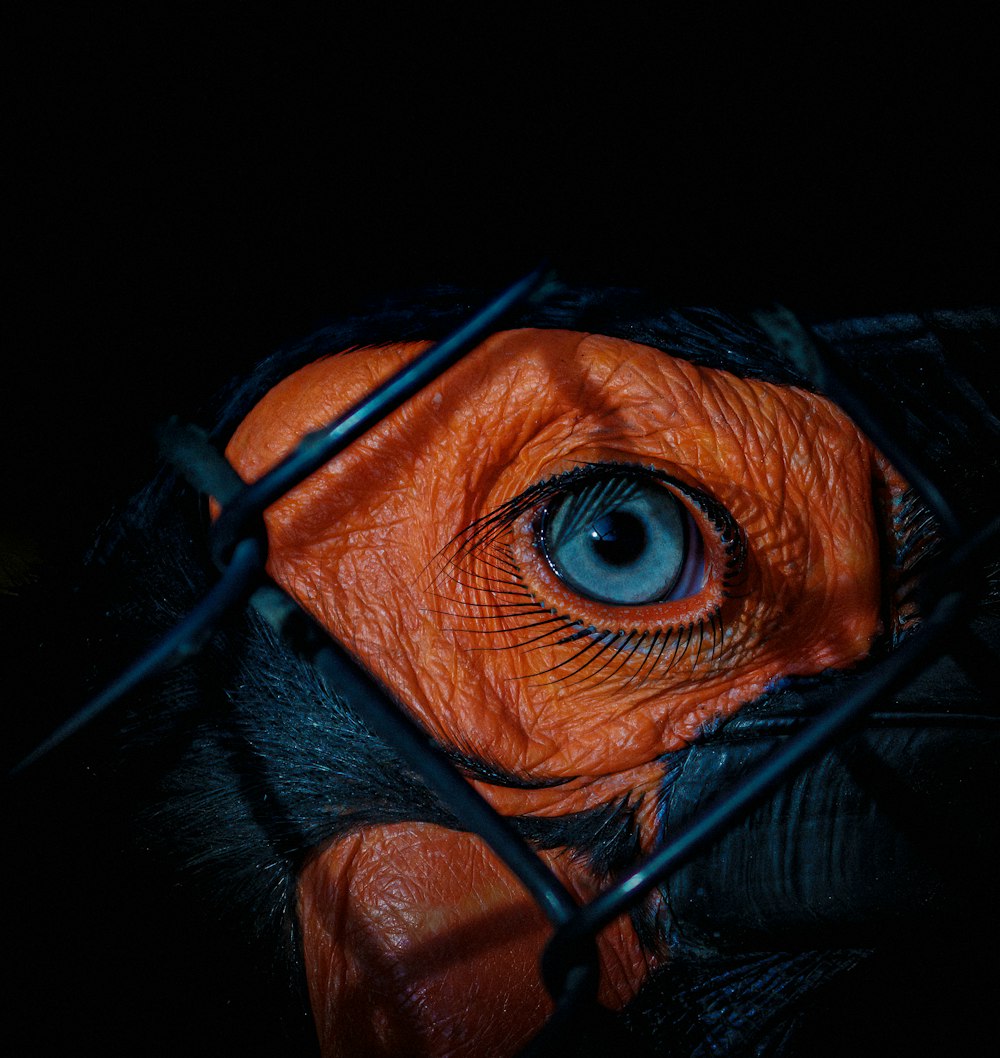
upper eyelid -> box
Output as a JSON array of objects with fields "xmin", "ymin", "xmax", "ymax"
[
  {"xmin": 452, "ymin": 463, "xmax": 684, "ymax": 540},
  {"xmin": 462, "ymin": 462, "xmax": 739, "ymax": 549}
]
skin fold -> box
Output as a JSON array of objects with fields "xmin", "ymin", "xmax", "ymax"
[{"xmin": 224, "ymin": 329, "xmax": 891, "ymax": 1057}]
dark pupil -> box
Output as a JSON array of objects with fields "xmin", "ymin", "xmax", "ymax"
[{"xmin": 588, "ymin": 511, "xmax": 646, "ymax": 567}]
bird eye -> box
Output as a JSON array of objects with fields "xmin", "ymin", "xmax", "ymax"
[{"xmin": 538, "ymin": 469, "xmax": 705, "ymax": 606}]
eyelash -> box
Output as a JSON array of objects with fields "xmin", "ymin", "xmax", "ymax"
[{"xmin": 426, "ymin": 464, "xmax": 747, "ymax": 688}]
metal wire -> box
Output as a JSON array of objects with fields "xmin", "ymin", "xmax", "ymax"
[
  {"xmin": 8, "ymin": 535, "xmax": 265, "ymax": 777},
  {"xmin": 751, "ymin": 306, "xmax": 965, "ymax": 542},
  {"xmin": 537, "ymin": 308, "xmax": 999, "ymax": 1040},
  {"xmin": 8, "ymin": 263, "xmax": 603, "ymax": 1016},
  {"xmin": 211, "ymin": 262, "xmax": 553, "ymax": 567},
  {"xmin": 536, "ymin": 306, "xmax": 998, "ymax": 1041},
  {"xmin": 155, "ymin": 412, "xmax": 584, "ymax": 932},
  {"xmin": 251, "ymin": 579, "xmax": 583, "ymax": 932},
  {"xmin": 541, "ymin": 588, "xmax": 969, "ymax": 995}
]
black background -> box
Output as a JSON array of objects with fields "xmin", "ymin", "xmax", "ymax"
[
  {"xmin": 5, "ymin": 9, "xmax": 997, "ymax": 1056},
  {"xmin": 6, "ymin": 10, "xmax": 996, "ymax": 563}
]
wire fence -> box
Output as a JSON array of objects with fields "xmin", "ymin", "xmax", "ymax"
[{"xmin": 12, "ymin": 268, "xmax": 1000, "ymax": 1055}]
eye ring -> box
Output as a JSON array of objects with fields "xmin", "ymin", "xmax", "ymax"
[{"xmin": 428, "ymin": 461, "xmax": 747, "ymax": 687}]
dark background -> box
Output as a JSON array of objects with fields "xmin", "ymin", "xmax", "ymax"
[
  {"xmin": 5, "ymin": 9, "xmax": 997, "ymax": 1056},
  {"xmin": 6, "ymin": 10, "xmax": 997, "ymax": 567}
]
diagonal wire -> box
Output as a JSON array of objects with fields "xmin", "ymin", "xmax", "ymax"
[
  {"xmin": 537, "ymin": 306, "xmax": 997, "ymax": 1033},
  {"xmin": 540, "ymin": 585, "xmax": 971, "ymax": 997},
  {"xmin": 211, "ymin": 263, "xmax": 552, "ymax": 566},
  {"xmin": 8, "ymin": 265, "xmax": 550, "ymax": 778},
  {"xmin": 9, "ymin": 535, "xmax": 264, "ymax": 776}
]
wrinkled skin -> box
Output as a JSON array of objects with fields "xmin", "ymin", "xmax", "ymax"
[{"xmin": 225, "ymin": 329, "xmax": 894, "ymax": 1057}]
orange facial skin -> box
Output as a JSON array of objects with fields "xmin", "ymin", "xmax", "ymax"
[
  {"xmin": 298, "ymin": 823, "xmax": 648, "ymax": 1057},
  {"xmin": 225, "ymin": 329, "xmax": 891, "ymax": 1056}
]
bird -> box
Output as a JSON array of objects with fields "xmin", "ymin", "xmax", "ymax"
[{"xmin": 8, "ymin": 281, "xmax": 1000, "ymax": 1057}]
